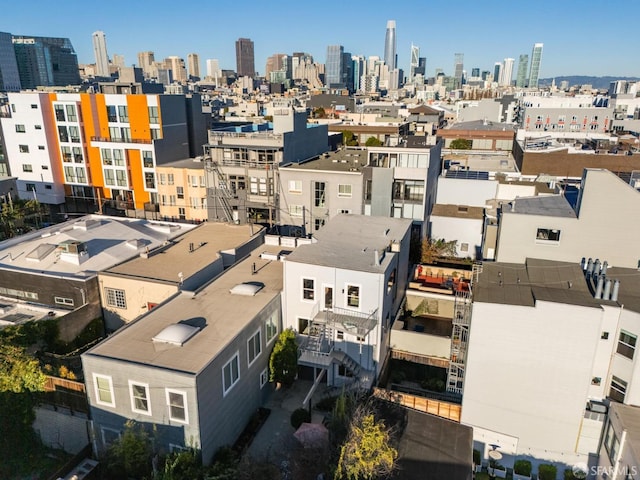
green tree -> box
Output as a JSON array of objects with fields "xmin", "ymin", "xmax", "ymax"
[
  {"xmin": 342, "ymin": 130, "xmax": 358, "ymax": 146},
  {"xmin": 105, "ymin": 420, "xmax": 154, "ymax": 479},
  {"xmin": 160, "ymin": 449, "xmax": 204, "ymax": 480},
  {"xmin": 335, "ymin": 410, "xmax": 397, "ymax": 480},
  {"xmin": 538, "ymin": 464, "xmax": 558, "ymax": 480},
  {"xmin": 449, "ymin": 138, "xmax": 472, "ymax": 149},
  {"xmin": 0, "ymin": 344, "xmax": 46, "ymax": 393},
  {"xmin": 269, "ymin": 329, "xmax": 298, "ymax": 387},
  {"xmin": 364, "ymin": 136, "xmax": 383, "ymax": 147},
  {"xmin": 313, "ymin": 107, "xmax": 326, "ymax": 119},
  {"xmin": 421, "ymin": 238, "xmax": 458, "ymax": 263}
]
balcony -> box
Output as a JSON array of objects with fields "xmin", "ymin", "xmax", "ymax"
[
  {"xmin": 91, "ymin": 136, "xmax": 152, "ymax": 144},
  {"xmin": 143, "ymin": 202, "xmax": 160, "ymax": 212}
]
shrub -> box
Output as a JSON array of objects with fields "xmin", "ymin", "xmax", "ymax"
[
  {"xmin": 269, "ymin": 329, "xmax": 298, "ymax": 387},
  {"xmin": 514, "ymin": 459, "xmax": 532, "ymax": 476},
  {"xmin": 290, "ymin": 408, "xmax": 311, "ymax": 429},
  {"xmin": 315, "ymin": 395, "xmax": 338, "ymax": 412},
  {"xmin": 538, "ymin": 463, "xmax": 558, "ymax": 480},
  {"xmin": 564, "ymin": 467, "xmax": 585, "ymax": 480}
]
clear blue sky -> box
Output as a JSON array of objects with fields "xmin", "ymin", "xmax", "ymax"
[{"xmin": 3, "ymin": 0, "xmax": 638, "ymax": 79}]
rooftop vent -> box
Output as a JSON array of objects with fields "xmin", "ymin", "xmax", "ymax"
[
  {"xmin": 152, "ymin": 323, "xmax": 200, "ymax": 346},
  {"xmin": 26, "ymin": 243, "xmax": 56, "ymax": 262},
  {"xmin": 126, "ymin": 239, "xmax": 145, "ymax": 249},
  {"xmin": 73, "ymin": 218, "xmax": 101, "ymax": 231},
  {"xmin": 230, "ymin": 282, "xmax": 264, "ymax": 296}
]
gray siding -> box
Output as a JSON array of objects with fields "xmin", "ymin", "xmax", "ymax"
[{"xmin": 370, "ymin": 167, "xmax": 394, "ymax": 217}]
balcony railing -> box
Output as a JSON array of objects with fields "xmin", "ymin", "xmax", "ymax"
[{"xmin": 91, "ymin": 136, "xmax": 152, "ymax": 144}]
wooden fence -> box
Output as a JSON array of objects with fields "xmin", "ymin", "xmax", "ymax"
[
  {"xmin": 372, "ymin": 387, "xmax": 462, "ymax": 422},
  {"xmin": 40, "ymin": 376, "xmax": 88, "ymax": 414}
]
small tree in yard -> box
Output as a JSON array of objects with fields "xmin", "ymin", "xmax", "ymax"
[
  {"xmin": 105, "ymin": 420, "xmax": 153, "ymax": 479},
  {"xmin": 269, "ymin": 329, "xmax": 298, "ymax": 387},
  {"xmin": 365, "ymin": 136, "xmax": 383, "ymax": 147},
  {"xmin": 335, "ymin": 407, "xmax": 397, "ymax": 480}
]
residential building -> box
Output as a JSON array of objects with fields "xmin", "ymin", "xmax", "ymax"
[
  {"xmin": 155, "ymin": 158, "xmax": 207, "ymax": 222},
  {"xmin": 187, "ymin": 53, "xmax": 200, "ymax": 80},
  {"xmin": 521, "ymin": 104, "xmax": 613, "ymax": 134},
  {"xmin": 0, "ymin": 31, "xmax": 21, "ymax": 92},
  {"xmin": 12, "ymin": 35, "xmax": 80, "ymax": 89},
  {"xmin": 235, "ymin": 38, "xmax": 255, "ymax": 77},
  {"xmin": 384, "ymin": 20, "xmax": 397, "ymax": 71},
  {"xmin": 82, "ymin": 242, "xmax": 283, "ymax": 462},
  {"xmin": 439, "ymin": 120, "xmax": 516, "ymax": 151},
  {"xmin": 429, "ymin": 204, "xmax": 484, "ymax": 259},
  {"xmin": 528, "ymin": 43, "xmax": 543, "ymax": 88},
  {"xmin": 0, "ymin": 215, "xmax": 196, "ymax": 339},
  {"xmin": 203, "ymin": 102, "xmax": 328, "ymax": 224},
  {"xmin": 495, "ymin": 169, "xmax": 640, "ymax": 268},
  {"xmin": 597, "ymin": 403, "xmax": 640, "ymax": 479},
  {"xmin": 283, "ymin": 214, "xmax": 411, "ymax": 387},
  {"xmin": 98, "ymin": 222, "xmax": 264, "ymax": 330},
  {"xmin": 515, "ymin": 54, "xmax": 529, "ymax": 88},
  {"xmin": 92, "ymin": 31, "xmax": 110, "ymax": 78}
]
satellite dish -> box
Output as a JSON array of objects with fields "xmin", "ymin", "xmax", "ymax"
[{"xmin": 488, "ymin": 450, "xmax": 502, "ymax": 461}]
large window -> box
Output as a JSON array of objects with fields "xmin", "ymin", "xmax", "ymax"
[
  {"xmin": 223, "ymin": 353, "xmax": 240, "ymax": 396},
  {"xmin": 347, "ymin": 285, "xmax": 360, "ymax": 308},
  {"xmin": 610, "ymin": 375, "xmax": 627, "ymax": 403},
  {"xmin": 288, "ymin": 180, "xmax": 302, "ymax": 194},
  {"xmin": 617, "ymin": 331, "xmax": 636, "ymax": 360},
  {"xmin": 166, "ymin": 389, "xmax": 188, "ymax": 423},
  {"xmin": 266, "ymin": 311, "xmax": 278, "ymax": 344},
  {"xmin": 15, "ymin": 124, "xmax": 25, "ymax": 133},
  {"xmin": 93, "ymin": 374, "xmax": 115, "ymax": 407},
  {"xmin": 314, "ymin": 182, "xmax": 326, "ymax": 207},
  {"xmin": 106, "ymin": 105, "xmax": 117, "ymax": 123},
  {"xmin": 176, "ymin": 186, "xmax": 184, "ymax": 199},
  {"xmin": 604, "ymin": 421, "xmax": 620, "ymax": 463},
  {"xmin": 289, "ymin": 205, "xmax": 303, "ymax": 217},
  {"xmin": 303, "ymin": 278, "xmax": 315, "ymax": 300},
  {"xmin": 118, "ymin": 105, "xmax": 129, "ymax": 123},
  {"xmin": 129, "ymin": 381, "xmax": 151, "ymax": 415},
  {"xmin": 142, "ymin": 151, "xmax": 153, "ymax": 168},
  {"xmin": 65, "ymin": 104, "xmax": 77, "ymax": 122},
  {"xmin": 536, "ymin": 228, "xmax": 561, "ymax": 242},
  {"xmin": 105, "ymin": 287, "xmax": 127, "ymax": 309},
  {"xmin": 148, "ymin": 106, "xmax": 159, "ymax": 124},
  {"xmin": 247, "ymin": 329, "xmax": 262, "ymax": 367}
]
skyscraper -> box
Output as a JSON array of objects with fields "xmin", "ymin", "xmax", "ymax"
[
  {"xmin": 528, "ymin": 43, "xmax": 543, "ymax": 88},
  {"xmin": 12, "ymin": 35, "xmax": 80, "ymax": 88},
  {"xmin": 384, "ymin": 20, "xmax": 396, "ymax": 70},
  {"xmin": 235, "ymin": 38, "xmax": 255, "ymax": 77},
  {"xmin": 500, "ymin": 58, "xmax": 514, "ymax": 86},
  {"xmin": 516, "ymin": 54, "xmax": 529, "ymax": 88},
  {"xmin": 187, "ymin": 53, "xmax": 200, "ymax": 79},
  {"xmin": 165, "ymin": 56, "xmax": 187, "ymax": 83},
  {"xmin": 138, "ymin": 51, "xmax": 155, "ymax": 78},
  {"xmin": 0, "ymin": 31, "xmax": 20, "ymax": 91},
  {"xmin": 206, "ymin": 59, "xmax": 221, "ymax": 83},
  {"xmin": 415, "ymin": 57, "xmax": 426, "ymax": 77},
  {"xmin": 325, "ymin": 45, "xmax": 344, "ymax": 87},
  {"xmin": 493, "ymin": 62, "xmax": 502, "ymax": 84},
  {"xmin": 454, "ymin": 53, "xmax": 464, "ymax": 88},
  {"xmin": 92, "ymin": 31, "xmax": 110, "ymax": 77},
  {"xmin": 409, "ymin": 43, "xmax": 419, "ymax": 81}
]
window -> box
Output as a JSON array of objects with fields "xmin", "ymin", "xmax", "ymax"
[
  {"xmin": 73, "ymin": 147, "xmax": 83, "ymax": 163},
  {"xmin": 159, "ymin": 173, "xmax": 166, "ymax": 185},
  {"xmin": 69, "ymin": 126, "xmax": 80, "ymax": 142},
  {"xmin": 148, "ymin": 106, "xmax": 159, "ymax": 124},
  {"xmin": 34, "ymin": 125, "xmax": 42, "ymax": 130},
  {"xmin": 247, "ymin": 329, "xmax": 262, "ymax": 367},
  {"xmin": 347, "ymin": 285, "xmax": 360, "ymax": 308},
  {"xmin": 601, "ymin": 331, "xmax": 610, "ymax": 340},
  {"xmin": 54, "ymin": 104, "xmax": 65, "ymax": 121},
  {"xmin": 101, "ymin": 427, "xmax": 121, "ymax": 447},
  {"xmin": 169, "ymin": 195, "xmax": 176, "ymax": 206},
  {"xmin": 260, "ymin": 368, "xmax": 268, "ymax": 388},
  {"xmin": 150, "ymin": 128, "xmax": 161, "ymax": 140},
  {"xmin": 303, "ymin": 278, "xmax": 315, "ymax": 300},
  {"xmin": 15, "ymin": 124, "xmax": 25, "ymax": 133},
  {"xmin": 19, "ymin": 145, "xmax": 29, "ymax": 153},
  {"xmin": 178, "ymin": 207, "xmax": 185, "ymax": 220},
  {"xmin": 289, "ymin": 180, "xmax": 302, "ymax": 194},
  {"xmin": 314, "ymin": 181, "xmax": 326, "ymax": 207},
  {"xmin": 592, "ymin": 377, "xmax": 601, "ymax": 386},
  {"xmin": 129, "ymin": 381, "xmax": 151, "ymax": 415},
  {"xmin": 617, "ymin": 331, "xmax": 636, "ymax": 360},
  {"xmin": 604, "ymin": 421, "xmax": 620, "ymax": 464},
  {"xmin": 54, "ymin": 296, "xmax": 74, "ymax": 307},
  {"xmin": 338, "ymin": 184, "xmax": 352, "ymax": 198},
  {"xmin": 177, "ymin": 186, "xmax": 184, "ymax": 199},
  {"xmin": 38, "ymin": 145, "xmax": 45, "ymax": 150},
  {"xmin": 167, "ymin": 174, "xmax": 174, "ymax": 185},
  {"xmin": 65, "ymin": 104, "xmax": 77, "ymax": 122},
  {"xmin": 289, "ymin": 205, "xmax": 303, "ymax": 217},
  {"xmin": 31, "ymin": 104, "xmax": 38, "ymax": 109},
  {"xmin": 58, "ymin": 125, "xmax": 69, "ymax": 142},
  {"xmin": 265, "ymin": 311, "xmax": 278, "ymax": 344},
  {"xmin": 536, "ymin": 228, "xmax": 561, "ymax": 242},
  {"xmin": 610, "ymin": 375, "xmax": 627, "ymax": 403},
  {"xmin": 166, "ymin": 389, "xmax": 188, "ymax": 423},
  {"xmin": 387, "ymin": 269, "xmax": 396, "ymax": 294},
  {"xmin": 144, "ymin": 172, "xmax": 155, "ymax": 189},
  {"xmin": 188, "ymin": 175, "xmax": 198, "ymax": 187},
  {"xmin": 337, "ymin": 209, "xmax": 351, "ymax": 214},
  {"xmin": 118, "ymin": 105, "xmax": 129, "ymax": 123},
  {"xmin": 222, "ymin": 353, "xmax": 240, "ymax": 396},
  {"xmin": 314, "ymin": 219, "xmax": 325, "ymax": 231},
  {"xmin": 22, "ymin": 164, "xmax": 33, "ymax": 172},
  {"xmin": 116, "ymin": 170, "xmax": 127, "ymax": 187},
  {"xmin": 93, "ymin": 374, "xmax": 115, "ymax": 407},
  {"xmin": 113, "ymin": 149, "xmax": 124, "ymax": 166},
  {"xmin": 104, "ymin": 169, "xmax": 115, "ymax": 186},
  {"xmin": 105, "ymin": 287, "xmax": 126, "ymax": 309},
  {"xmin": 26, "ymin": 183, "xmax": 36, "ymax": 192},
  {"xmin": 106, "ymin": 105, "xmax": 117, "ymax": 122}
]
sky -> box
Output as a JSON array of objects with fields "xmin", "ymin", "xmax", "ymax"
[{"xmin": 2, "ymin": 0, "xmax": 639, "ymax": 79}]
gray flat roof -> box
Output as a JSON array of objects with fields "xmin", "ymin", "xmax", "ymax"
[
  {"xmin": 285, "ymin": 215, "xmax": 411, "ymax": 273},
  {"xmin": 0, "ymin": 215, "xmax": 196, "ymax": 279},
  {"xmin": 445, "ymin": 120, "xmax": 515, "ymax": 132},
  {"xmin": 84, "ymin": 245, "xmax": 284, "ymax": 374},
  {"xmin": 287, "ymin": 148, "xmax": 366, "ymax": 173},
  {"xmin": 604, "ymin": 266, "xmax": 640, "ymax": 314},
  {"xmin": 156, "ymin": 158, "xmax": 206, "ymax": 170},
  {"xmin": 503, "ymin": 194, "xmax": 577, "ymax": 218},
  {"xmin": 474, "ymin": 258, "xmax": 600, "ymax": 309},
  {"xmin": 103, "ymin": 223, "xmax": 262, "ymax": 283},
  {"xmin": 431, "ymin": 204, "xmax": 484, "ymax": 220}
]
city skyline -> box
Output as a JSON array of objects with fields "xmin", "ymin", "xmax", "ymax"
[{"xmin": 2, "ymin": 0, "xmax": 639, "ymax": 79}]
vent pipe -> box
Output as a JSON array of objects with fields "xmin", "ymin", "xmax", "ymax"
[
  {"xmin": 593, "ymin": 259, "xmax": 601, "ymax": 275},
  {"xmin": 603, "ymin": 279, "xmax": 612, "ymax": 300},
  {"xmin": 374, "ymin": 249, "xmax": 381, "ymax": 266},
  {"xmin": 586, "ymin": 258, "xmax": 594, "ymax": 275},
  {"xmin": 611, "ymin": 280, "xmax": 620, "ymax": 302},
  {"xmin": 602, "ymin": 261, "xmax": 608, "ymax": 276},
  {"xmin": 595, "ymin": 275, "xmax": 604, "ymax": 299},
  {"xmin": 581, "ymin": 257, "xmax": 587, "ymax": 271}
]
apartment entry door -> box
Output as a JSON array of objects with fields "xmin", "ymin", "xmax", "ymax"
[{"xmin": 324, "ymin": 286, "xmax": 333, "ymax": 310}]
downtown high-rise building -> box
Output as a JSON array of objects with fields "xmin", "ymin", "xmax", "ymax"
[
  {"xmin": 137, "ymin": 51, "xmax": 155, "ymax": 77},
  {"xmin": 516, "ymin": 54, "xmax": 529, "ymax": 88},
  {"xmin": 471, "ymin": 67, "xmax": 480, "ymax": 78},
  {"xmin": 92, "ymin": 31, "xmax": 110, "ymax": 77},
  {"xmin": 165, "ymin": 56, "xmax": 187, "ymax": 83},
  {"xmin": 325, "ymin": 45, "xmax": 345, "ymax": 87},
  {"xmin": 235, "ymin": 38, "xmax": 255, "ymax": 77},
  {"xmin": 187, "ymin": 53, "xmax": 200, "ymax": 79},
  {"xmin": 12, "ymin": 35, "xmax": 80, "ymax": 89},
  {"xmin": 500, "ymin": 58, "xmax": 514, "ymax": 86},
  {"xmin": 0, "ymin": 31, "xmax": 20, "ymax": 91},
  {"xmin": 409, "ymin": 43, "xmax": 419, "ymax": 81},
  {"xmin": 454, "ymin": 53, "xmax": 464, "ymax": 88},
  {"xmin": 415, "ymin": 57, "xmax": 426, "ymax": 77},
  {"xmin": 528, "ymin": 43, "xmax": 543, "ymax": 88},
  {"xmin": 384, "ymin": 20, "xmax": 396, "ymax": 70},
  {"xmin": 206, "ymin": 59, "xmax": 221, "ymax": 79},
  {"xmin": 493, "ymin": 62, "xmax": 502, "ymax": 84}
]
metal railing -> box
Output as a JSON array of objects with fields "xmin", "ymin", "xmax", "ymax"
[{"xmin": 91, "ymin": 136, "xmax": 152, "ymax": 144}]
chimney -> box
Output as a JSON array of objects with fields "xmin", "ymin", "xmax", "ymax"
[
  {"xmin": 611, "ymin": 280, "xmax": 620, "ymax": 302},
  {"xmin": 595, "ymin": 275, "xmax": 604, "ymax": 299},
  {"xmin": 603, "ymin": 279, "xmax": 612, "ymax": 300}
]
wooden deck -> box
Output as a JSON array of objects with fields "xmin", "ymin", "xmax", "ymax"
[{"xmin": 372, "ymin": 387, "xmax": 462, "ymax": 422}]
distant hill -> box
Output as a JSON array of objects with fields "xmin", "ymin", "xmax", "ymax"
[{"xmin": 538, "ymin": 76, "xmax": 640, "ymax": 90}]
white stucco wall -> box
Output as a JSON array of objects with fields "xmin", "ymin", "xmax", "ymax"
[
  {"xmin": 430, "ymin": 215, "xmax": 484, "ymax": 259},
  {"xmin": 436, "ymin": 177, "xmax": 497, "ymax": 207}
]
